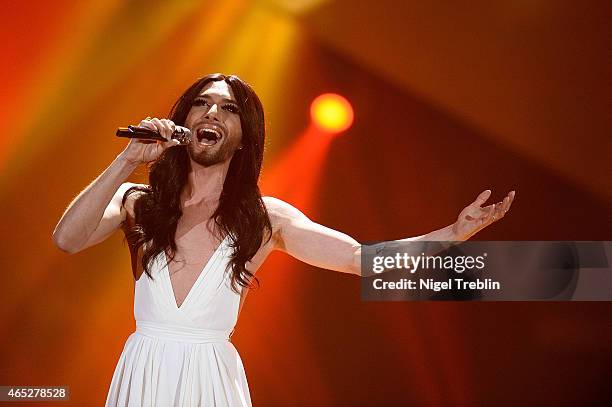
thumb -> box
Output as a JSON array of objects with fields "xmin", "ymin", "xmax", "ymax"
[
  {"xmin": 163, "ymin": 139, "xmax": 181, "ymax": 148},
  {"xmin": 473, "ymin": 189, "xmax": 492, "ymax": 206}
]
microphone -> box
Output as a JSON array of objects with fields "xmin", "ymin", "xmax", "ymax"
[{"xmin": 116, "ymin": 125, "xmax": 192, "ymax": 145}]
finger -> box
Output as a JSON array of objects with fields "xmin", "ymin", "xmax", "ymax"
[
  {"xmin": 159, "ymin": 120, "xmax": 181, "ymax": 149},
  {"xmin": 473, "ymin": 189, "xmax": 492, "ymax": 207},
  {"xmin": 149, "ymin": 118, "xmax": 169, "ymax": 139},
  {"xmin": 477, "ymin": 204, "xmax": 495, "ymax": 220},
  {"xmin": 139, "ymin": 117, "xmax": 156, "ymax": 130},
  {"xmin": 163, "ymin": 119, "xmax": 178, "ymax": 144},
  {"xmin": 500, "ymin": 191, "xmax": 514, "ymax": 215},
  {"xmin": 483, "ymin": 203, "xmax": 498, "ymax": 223},
  {"xmin": 161, "ymin": 137, "xmax": 181, "ymax": 148},
  {"xmin": 163, "ymin": 119, "xmax": 177, "ymax": 141},
  {"xmin": 160, "ymin": 118, "xmax": 174, "ymax": 131},
  {"xmin": 507, "ymin": 190, "xmax": 516, "ymax": 211},
  {"xmin": 161, "ymin": 118, "xmax": 176, "ymax": 131},
  {"xmin": 500, "ymin": 196, "xmax": 510, "ymax": 214}
]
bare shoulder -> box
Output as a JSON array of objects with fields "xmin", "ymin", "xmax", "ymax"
[
  {"xmin": 263, "ymin": 196, "xmax": 298, "ymax": 216},
  {"xmin": 258, "ymin": 196, "xmax": 303, "ymax": 254},
  {"xmin": 262, "ymin": 196, "xmax": 309, "ymax": 227}
]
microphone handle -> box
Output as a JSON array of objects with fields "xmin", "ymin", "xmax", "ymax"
[{"xmin": 116, "ymin": 125, "xmax": 191, "ymax": 145}]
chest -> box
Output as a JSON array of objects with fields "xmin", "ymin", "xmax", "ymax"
[{"xmin": 167, "ymin": 216, "xmax": 222, "ymax": 308}]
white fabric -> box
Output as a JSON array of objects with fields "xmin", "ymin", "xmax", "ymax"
[{"xmin": 105, "ymin": 236, "xmax": 251, "ymax": 406}]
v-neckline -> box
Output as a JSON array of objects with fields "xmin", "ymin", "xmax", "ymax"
[{"xmin": 163, "ymin": 235, "xmax": 229, "ymax": 310}]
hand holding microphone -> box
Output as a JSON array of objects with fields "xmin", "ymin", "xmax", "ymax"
[{"xmin": 118, "ymin": 117, "xmax": 187, "ymax": 165}]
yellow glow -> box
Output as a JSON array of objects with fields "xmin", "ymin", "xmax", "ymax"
[
  {"xmin": 310, "ymin": 93, "xmax": 354, "ymax": 133},
  {"xmin": 262, "ymin": 0, "xmax": 329, "ymax": 14}
]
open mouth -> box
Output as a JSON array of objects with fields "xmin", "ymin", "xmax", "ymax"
[{"xmin": 196, "ymin": 126, "xmax": 223, "ymax": 146}]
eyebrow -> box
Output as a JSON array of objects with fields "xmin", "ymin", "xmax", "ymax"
[{"xmin": 195, "ymin": 94, "xmax": 238, "ymax": 104}]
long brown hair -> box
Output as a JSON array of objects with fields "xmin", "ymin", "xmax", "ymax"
[{"xmin": 122, "ymin": 74, "xmax": 271, "ymax": 293}]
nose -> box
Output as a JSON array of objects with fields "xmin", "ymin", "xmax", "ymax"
[{"xmin": 204, "ymin": 104, "xmax": 220, "ymax": 121}]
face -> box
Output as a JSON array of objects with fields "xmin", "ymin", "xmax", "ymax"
[{"xmin": 184, "ymin": 80, "xmax": 243, "ymax": 167}]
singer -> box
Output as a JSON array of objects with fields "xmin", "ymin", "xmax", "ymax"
[{"xmin": 52, "ymin": 73, "xmax": 515, "ymax": 406}]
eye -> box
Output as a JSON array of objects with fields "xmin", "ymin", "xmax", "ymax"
[
  {"xmin": 223, "ymin": 104, "xmax": 240, "ymax": 114},
  {"xmin": 192, "ymin": 98, "xmax": 209, "ymax": 107}
]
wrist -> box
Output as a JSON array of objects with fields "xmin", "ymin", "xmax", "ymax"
[
  {"xmin": 449, "ymin": 223, "xmax": 466, "ymax": 242},
  {"xmin": 116, "ymin": 152, "xmax": 141, "ymax": 172}
]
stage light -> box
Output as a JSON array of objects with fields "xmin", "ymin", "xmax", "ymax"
[{"xmin": 310, "ymin": 93, "xmax": 354, "ymax": 134}]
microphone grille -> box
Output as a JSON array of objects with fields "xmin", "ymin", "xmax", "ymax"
[
  {"xmin": 175, "ymin": 126, "xmax": 192, "ymax": 136},
  {"xmin": 173, "ymin": 126, "xmax": 192, "ymax": 145}
]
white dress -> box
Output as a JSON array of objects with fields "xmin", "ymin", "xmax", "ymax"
[{"xmin": 105, "ymin": 235, "xmax": 252, "ymax": 406}]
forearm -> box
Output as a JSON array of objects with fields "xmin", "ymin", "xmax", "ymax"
[
  {"xmin": 52, "ymin": 153, "xmax": 138, "ymax": 252},
  {"xmin": 397, "ymin": 223, "xmax": 461, "ymax": 243},
  {"xmin": 355, "ymin": 224, "xmax": 461, "ymax": 276}
]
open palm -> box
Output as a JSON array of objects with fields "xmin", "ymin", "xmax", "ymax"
[{"xmin": 452, "ymin": 190, "xmax": 516, "ymax": 240}]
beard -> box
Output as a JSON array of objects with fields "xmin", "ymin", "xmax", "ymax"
[{"xmin": 187, "ymin": 139, "xmax": 238, "ymax": 167}]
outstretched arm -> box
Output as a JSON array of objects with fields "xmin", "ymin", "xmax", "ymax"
[
  {"xmin": 264, "ymin": 190, "xmax": 515, "ymax": 277},
  {"xmin": 264, "ymin": 196, "xmax": 361, "ymax": 275}
]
